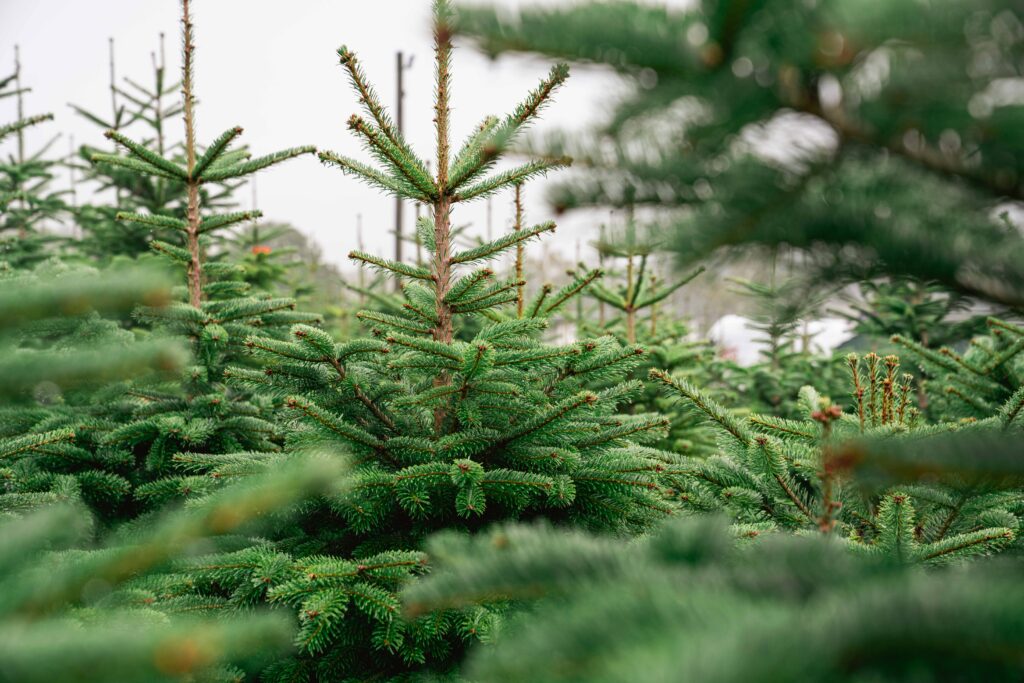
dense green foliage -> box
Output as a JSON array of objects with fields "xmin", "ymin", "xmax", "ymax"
[
  {"xmin": 405, "ymin": 516, "xmax": 1024, "ymax": 683},
  {"xmin": 3, "ymin": 0, "xmax": 1024, "ymax": 681},
  {"xmin": 456, "ymin": 0, "xmax": 1024, "ymax": 304},
  {"xmin": 125, "ymin": 4, "xmax": 684, "ymax": 678}
]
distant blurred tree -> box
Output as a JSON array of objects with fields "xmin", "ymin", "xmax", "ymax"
[
  {"xmin": 708, "ymin": 273, "xmax": 848, "ymax": 417},
  {"xmin": 0, "ymin": 53, "xmax": 67, "ymax": 268},
  {"xmin": 457, "ymin": 0, "xmax": 1024, "ymax": 307},
  {"xmin": 835, "ymin": 278, "xmax": 992, "ymax": 350}
]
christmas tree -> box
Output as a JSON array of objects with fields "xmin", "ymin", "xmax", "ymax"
[
  {"xmin": 0, "ymin": 262, "xmax": 348, "ymax": 682},
  {"xmin": 896, "ymin": 316, "xmax": 1024, "ymax": 423},
  {"xmin": 90, "ymin": 0, "xmax": 320, "ymax": 513},
  {"xmin": 0, "ymin": 52, "xmax": 67, "ymax": 268},
  {"xmin": 131, "ymin": 3, "xmax": 687, "ymax": 678},
  {"xmin": 711, "ymin": 274, "xmax": 848, "ymax": 418},
  {"xmin": 574, "ymin": 218, "xmax": 716, "ymax": 455},
  {"xmin": 0, "ymin": 264, "xmax": 185, "ymax": 518},
  {"xmin": 647, "ymin": 357, "xmax": 1018, "ymax": 561}
]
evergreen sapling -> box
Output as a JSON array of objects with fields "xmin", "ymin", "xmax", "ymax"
[
  {"xmin": 146, "ymin": 3, "xmax": 686, "ymax": 678},
  {"xmin": 92, "ymin": 0, "xmax": 319, "ymax": 510}
]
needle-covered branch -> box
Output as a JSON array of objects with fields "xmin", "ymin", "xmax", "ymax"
[
  {"xmin": 635, "ymin": 265, "xmax": 705, "ymax": 309},
  {"xmin": 104, "ymin": 129, "xmax": 187, "ymax": 179},
  {"xmin": 200, "ymin": 145, "xmax": 315, "ymax": 182},
  {"xmin": 192, "ymin": 125, "xmax": 243, "ymax": 179},
  {"xmin": 349, "ymin": 250, "xmax": 435, "ymax": 281},
  {"xmin": 0, "ymin": 114, "xmax": 53, "ymax": 143},
  {"xmin": 453, "ymin": 157, "xmax": 571, "ymax": 202},
  {"xmin": 348, "ymin": 115, "xmax": 436, "ymax": 198},
  {"xmin": 319, "ymin": 150, "xmax": 426, "ymax": 199},
  {"xmin": 452, "ymin": 221, "xmax": 556, "ymax": 264},
  {"xmin": 650, "ymin": 369, "xmax": 753, "ymax": 446},
  {"xmin": 447, "ymin": 65, "xmax": 571, "ymax": 193}
]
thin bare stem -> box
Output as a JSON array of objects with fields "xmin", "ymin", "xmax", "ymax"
[
  {"xmin": 431, "ymin": 6, "xmax": 455, "ymax": 431},
  {"xmin": 650, "ymin": 273, "xmax": 659, "ymax": 336},
  {"xmin": 847, "ymin": 354, "xmax": 866, "ymax": 434},
  {"xmin": 514, "ymin": 183, "xmax": 525, "ymax": 317},
  {"xmin": 180, "ymin": 0, "xmax": 202, "ymax": 308},
  {"xmin": 625, "ymin": 254, "xmax": 636, "ymax": 344},
  {"xmin": 14, "ymin": 46, "xmax": 24, "ymax": 165}
]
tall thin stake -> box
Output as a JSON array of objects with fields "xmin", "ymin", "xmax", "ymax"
[
  {"xmin": 14, "ymin": 46, "xmax": 24, "ymax": 165},
  {"xmin": 514, "ymin": 184, "xmax": 525, "ymax": 317},
  {"xmin": 394, "ymin": 50, "xmax": 413, "ymax": 286}
]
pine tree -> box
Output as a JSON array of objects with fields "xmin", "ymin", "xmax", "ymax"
[
  {"xmin": 0, "ymin": 52, "xmax": 67, "ymax": 269},
  {"xmin": 85, "ymin": 0, "xmax": 319, "ymax": 513},
  {"xmin": 585, "ymin": 218, "xmax": 704, "ymax": 346},
  {"xmin": 0, "ymin": 258, "xmax": 352, "ymax": 682},
  {"xmin": 575, "ymin": 219, "xmax": 715, "ymax": 455},
  {"xmin": 0, "ymin": 449, "xmax": 344, "ymax": 682},
  {"xmin": 836, "ymin": 278, "xmax": 991, "ymax": 351},
  {"xmin": 712, "ymin": 274, "xmax": 848, "ymax": 418},
  {"xmin": 70, "ymin": 34, "xmax": 243, "ymax": 262},
  {"xmin": 133, "ymin": 3, "xmax": 686, "ymax": 678}
]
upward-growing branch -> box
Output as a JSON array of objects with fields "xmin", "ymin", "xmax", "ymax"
[
  {"xmin": 181, "ymin": 0, "xmax": 202, "ymax": 308},
  {"xmin": 320, "ymin": 0, "xmax": 570, "ymax": 434}
]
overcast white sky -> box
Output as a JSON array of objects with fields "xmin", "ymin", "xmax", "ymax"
[{"xmin": 0, "ymin": 0, "xmax": 675, "ymax": 267}]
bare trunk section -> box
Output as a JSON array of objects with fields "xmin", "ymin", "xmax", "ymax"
[
  {"xmin": 181, "ymin": 0, "xmax": 202, "ymax": 308},
  {"xmin": 431, "ymin": 10, "xmax": 453, "ymax": 433},
  {"xmin": 625, "ymin": 254, "xmax": 636, "ymax": 344},
  {"xmin": 432, "ymin": 196, "xmax": 453, "ymax": 344},
  {"xmin": 186, "ymin": 183, "xmax": 202, "ymax": 308}
]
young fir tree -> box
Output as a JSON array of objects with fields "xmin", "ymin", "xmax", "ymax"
[
  {"xmin": 90, "ymin": 0, "xmax": 318, "ymax": 512},
  {"xmin": 138, "ymin": 3, "xmax": 681, "ymax": 678},
  {"xmin": 574, "ymin": 219, "xmax": 715, "ymax": 455},
  {"xmin": 585, "ymin": 218, "xmax": 704, "ymax": 346},
  {"xmin": 710, "ymin": 274, "xmax": 848, "ymax": 418},
  {"xmin": 403, "ymin": 514, "xmax": 1024, "ymax": 683},
  {"xmin": 0, "ymin": 53, "xmax": 67, "ymax": 269},
  {"xmin": 645, "ymin": 354, "xmax": 1019, "ymax": 563},
  {"xmin": 0, "ymin": 447, "xmax": 343, "ymax": 682},
  {"xmin": 0, "ymin": 258, "xmax": 354, "ymax": 681},
  {"xmin": 232, "ymin": 220, "xmax": 307, "ymax": 295},
  {"xmin": 836, "ymin": 278, "xmax": 990, "ymax": 351},
  {"xmin": 73, "ymin": 34, "xmax": 246, "ymax": 262}
]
